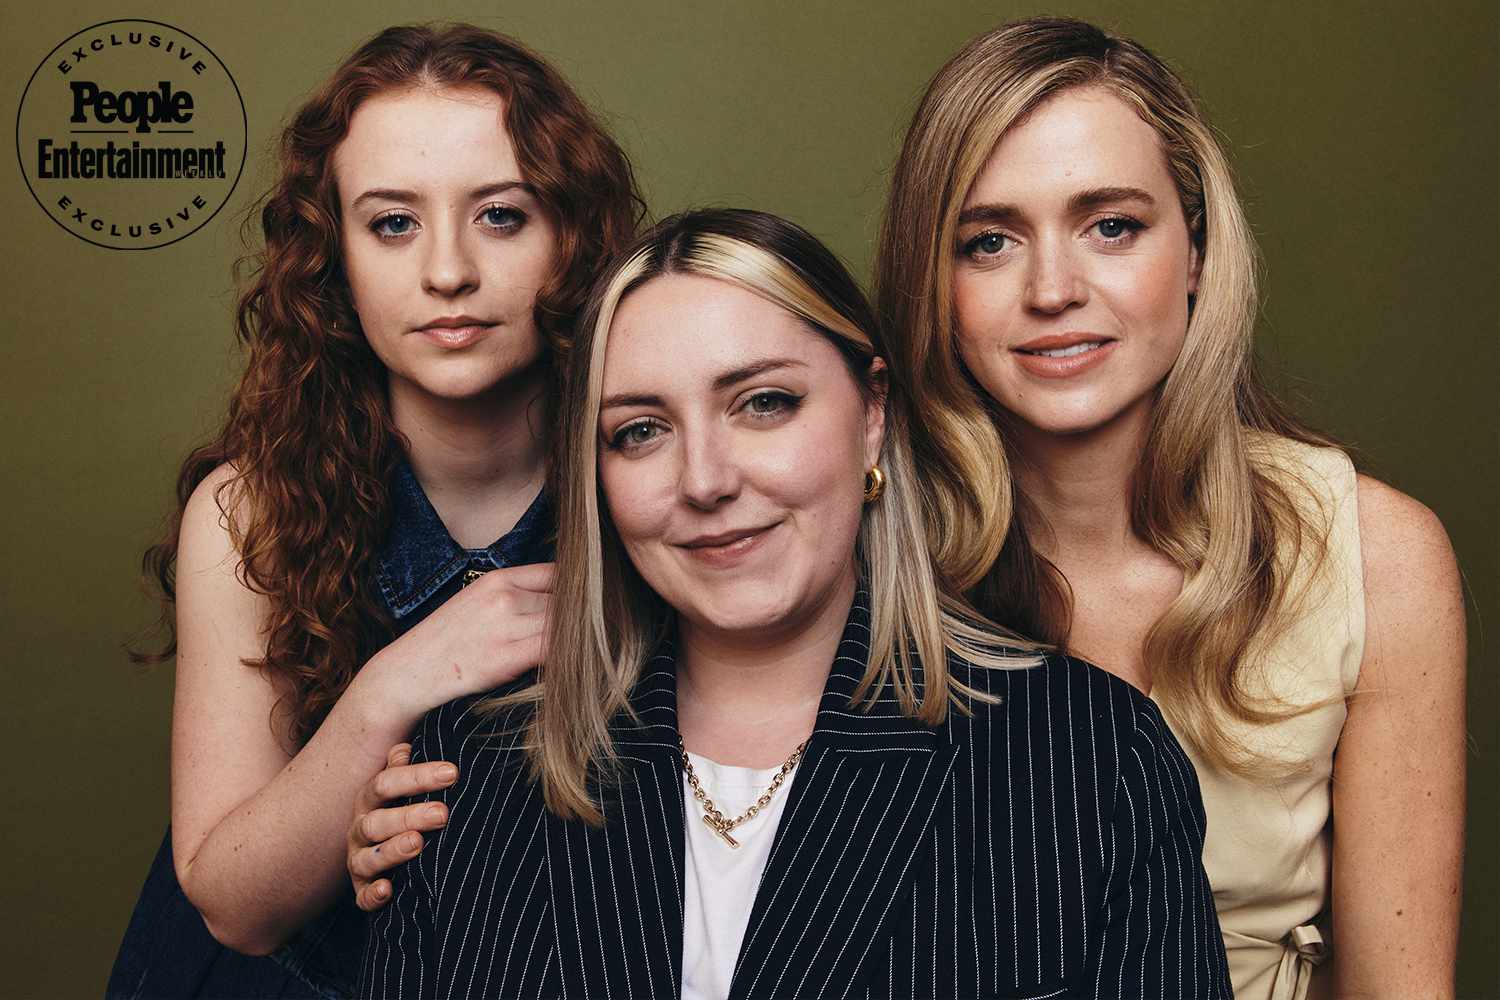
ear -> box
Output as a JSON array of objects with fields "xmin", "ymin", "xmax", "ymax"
[
  {"xmin": 863, "ymin": 356, "xmax": 889, "ymax": 470},
  {"xmin": 1187, "ymin": 238, "xmax": 1204, "ymax": 298}
]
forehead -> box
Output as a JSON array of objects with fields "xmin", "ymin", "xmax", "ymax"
[
  {"xmin": 602, "ymin": 273, "xmax": 837, "ymax": 391},
  {"xmin": 964, "ymin": 86, "xmax": 1176, "ymax": 207},
  {"xmin": 332, "ymin": 85, "xmax": 520, "ymax": 196}
]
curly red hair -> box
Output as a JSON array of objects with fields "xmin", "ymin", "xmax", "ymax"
[{"xmin": 136, "ymin": 24, "xmax": 644, "ymax": 742}]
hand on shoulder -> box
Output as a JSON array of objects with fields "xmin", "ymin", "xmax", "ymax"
[{"xmin": 360, "ymin": 562, "xmax": 553, "ymax": 720}]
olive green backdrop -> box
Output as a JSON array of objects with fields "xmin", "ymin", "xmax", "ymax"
[{"xmin": 1, "ymin": 0, "xmax": 1494, "ymax": 995}]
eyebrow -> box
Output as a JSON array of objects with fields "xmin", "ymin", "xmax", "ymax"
[
  {"xmin": 957, "ymin": 186, "xmax": 1157, "ymax": 225},
  {"xmin": 350, "ymin": 180, "xmax": 535, "ymax": 210},
  {"xmin": 711, "ymin": 357, "xmax": 806, "ymax": 391},
  {"xmin": 599, "ymin": 391, "xmax": 663, "ymax": 411},
  {"xmin": 599, "ymin": 357, "xmax": 808, "ymax": 411}
]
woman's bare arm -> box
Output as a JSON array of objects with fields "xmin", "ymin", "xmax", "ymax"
[
  {"xmin": 171, "ymin": 464, "xmax": 550, "ymax": 955},
  {"xmin": 1331, "ymin": 475, "xmax": 1466, "ymax": 997}
]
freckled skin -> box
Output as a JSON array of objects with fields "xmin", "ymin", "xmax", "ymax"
[
  {"xmin": 597, "ymin": 273, "xmax": 883, "ymax": 643},
  {"xmin": 947, "ymin": 86, "xmax": 1468, "ymax": 996},
  {"xmin": 332, "ymin": 85, "xmax": 558, "ymax": 404},
  {"xmin": 952, "ymin": 87, "xmax": 1201, "ymax": 438}
]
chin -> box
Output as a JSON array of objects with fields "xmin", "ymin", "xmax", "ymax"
[
  {"xmin": 1015, "ymin": 410, "xmax": 1117, "ymax": 437},
  {"xmin": 998, "ymin": 390, "xmax": 1142, "ymax": 440},
  {"xmin": 674, "ymin": 575, "xmax": 799, "ymax": 635},
  {"xmin": 412, "ymin": 365, "xmax": 538, "ymax": 402}
]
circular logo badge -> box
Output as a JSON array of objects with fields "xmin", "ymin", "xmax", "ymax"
[{"xmin": 16, "ymin": 19, "xmax": 247, "ymax": 251}]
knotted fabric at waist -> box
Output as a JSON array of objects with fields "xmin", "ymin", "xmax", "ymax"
[{"xmin": 1223, "ymin": 922, "xmax": 1328, "ymax": 1000}]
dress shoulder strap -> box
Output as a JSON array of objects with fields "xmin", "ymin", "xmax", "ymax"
[{"xmin": 1246, "ymin": 434, "xmax": 1366, "ymax": 697}]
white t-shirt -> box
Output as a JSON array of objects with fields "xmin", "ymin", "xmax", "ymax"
[{"xmin": 680, "ymin": 751, "xmax": 799, "ymax": 1000}]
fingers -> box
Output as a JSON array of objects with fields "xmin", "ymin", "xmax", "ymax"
[
  {"xmin": 386, "ymin": 742, "xmax": 412, "ymax": 769},
  {"xmin": 352, "ymin": 749, "xmax": 441, "ymax": 815},
  {"xmin": 349, "ymin": 823, "xmax": 430, "ymax": 880},
  {"xmin": 489, "ymin": 561, "xmax": 555, "ymax": 594},
  {"xmin": 348, "ymin": 796, "xmax": 447, "ymax": 913},
  {"xmin": 356, "ymin": 878, "xmax": 394, "ymax": 913},
  {"xmin": 465, "ymin": 569, "xmax": 549, "ymax": 620},
  {"xmin": 356, "ymin": 799, "xmax": 450, "ymax": 849},
  {"xmin": 492, "ymin": 587, "xmax": 549, "ymax": 618},
  {"xmin": 369, "ymin": 761, "xmax": 459, "ymax": 805}
]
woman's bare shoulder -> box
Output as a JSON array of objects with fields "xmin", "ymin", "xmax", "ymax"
[
  {"xmin": 180, "ymin": 461, "xmax": 247, "ymax": 542},
  {"xmin": 1355, "ymin": 474, "xmax": 1460, "ymax": 601},
  {"xmin": 1353, "ymin": 473, "xmax": 1465, "ymax": 688}
]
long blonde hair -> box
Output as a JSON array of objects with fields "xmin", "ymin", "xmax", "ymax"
[
  {"xmin": 874, "ymin": 17, "xmax": 1338, "ymax": 777},
  {"xmin": 492, "ymin": 208, "xmax": 1037, "ymax": 824}
]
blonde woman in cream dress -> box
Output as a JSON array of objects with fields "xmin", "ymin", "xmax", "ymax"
[{"xmin": 875, "ymin": 17, "xmax": 1467, "ymax": 1000}]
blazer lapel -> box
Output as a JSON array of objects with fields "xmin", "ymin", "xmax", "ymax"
[
  {"xmin": 729, "ymin": 589, "xmax": 959, "ymax": 1000},
  {"xmin": 546, "ymin": 647, "xmax": 686, "ymax": 1000}
]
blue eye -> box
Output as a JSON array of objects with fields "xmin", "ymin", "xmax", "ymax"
[
  {"xmin": 371, "ymin": 213, "xmax": 416, "ymax": 239},
  {"xmin": 1092, "ymin": 217, "xmax": 1143, "ymax": 241},
  {"xmin": 741, "ymin": 391, "xmax": 803, "ymax": 419},
  {"xmin": 609, "ymin": 419, "xmax": 665, "ymax": 451},
  {"xmin": 747, "ymin": 392, "xmax": 789, "ymax": 415},
  {"xmin": 962, "ymin": 231, "xmax": 1010, "ymax": 259},
  {"xmin": 479, "ymin": 205, "xmax": 525, "ymax": 231}
]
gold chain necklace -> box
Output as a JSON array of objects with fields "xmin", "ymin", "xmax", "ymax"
[{"xmin": 679, "ymin": 735, "xmax": 808, "ymax": 849}]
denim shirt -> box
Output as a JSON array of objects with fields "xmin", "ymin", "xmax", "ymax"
[
  {"xmin": 376, "ymin": 458, "xmax": 554, "ymax": 639},
  {"xmin": 107, "ymin": 460, "xmax": 555, "ymax": 1000}
]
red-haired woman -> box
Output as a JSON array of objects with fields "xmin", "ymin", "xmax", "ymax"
[{"xmin": 107, "ymin": 24, "xmax": 642, "ymax": 999}]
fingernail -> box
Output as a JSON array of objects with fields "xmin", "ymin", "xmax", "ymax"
[
  {"xmin": 403, "ymin": 833, "xmax": 422, "ymax": 852},
  {"xmin": 436, "ymin": 765, "xmax": 458, "ymax": 783},
  {"xmin": 427, "ymin": 804, "xmax": 447, "ymax": 825},
  {"xmin": 376, "ymin": 883, "xmax": 390, "ymax": 899}
]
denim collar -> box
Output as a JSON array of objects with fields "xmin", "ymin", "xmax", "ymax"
[{"xmin": 373, "ymin": 458, "xmax": 554, "ymax": 621}]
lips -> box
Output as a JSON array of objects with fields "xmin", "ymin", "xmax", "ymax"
[
  {"xmin": 419, "ymin": 314, "xmax": 492, "ymax": 331},
  {"xmin": 1011, "ymin": 332, "xmax": 1117, "ymax": 378},
  {"xmin": 415, "ymin": 316, "xmax": 496, "ymax": 349},
  {"xmin": 675, "ymin": 522, "xmax": 781, "ymax": 566},
  {"xmin": 680, "ymin": 525, "xmax": 774, "ymax": 549},
  {"xmin": 1013, "ymin": 332, "xmax": 1114, "ymax": 355},
  {"xmin": 1020, "ymin": 341, "xmax": 1105, "ymax": 358}
]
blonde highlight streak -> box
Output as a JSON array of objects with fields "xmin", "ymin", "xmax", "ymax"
[
  {"xmin": 684, "ymin": 236, "xmax": 874, "ymax": 351},
  {"xmin": 478, "ymin": 245, "xmax": 657, "ymax": 825}
]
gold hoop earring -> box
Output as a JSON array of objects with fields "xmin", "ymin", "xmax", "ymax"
[{"xmin": 863, "ymin": 465, "xmax": 885, "ymax": 504}]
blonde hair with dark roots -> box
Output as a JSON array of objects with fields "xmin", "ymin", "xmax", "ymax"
[
  {"xmin": 489, "ymin": 209, "xmax": 1038, "ymax": 824},
  {"xmin": 874, "ymin": 17, "xmax": 1339, "ymax": 777}
]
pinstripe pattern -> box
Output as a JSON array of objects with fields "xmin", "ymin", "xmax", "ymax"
[{"xmin": 361, "ymin": 590, "xmax": 1230, "ymax": 999}]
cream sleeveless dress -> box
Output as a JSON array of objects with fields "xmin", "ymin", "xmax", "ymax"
[{"xmin": 1151, "ymin": 437, "xmax": 1364, "ymax": 1000}]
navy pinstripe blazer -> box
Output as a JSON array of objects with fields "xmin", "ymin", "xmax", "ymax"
[{"xmin": 362, "ymin": 591, "xmax": 1231, "ymax": 999}]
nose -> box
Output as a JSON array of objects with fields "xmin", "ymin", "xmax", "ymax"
[
  {"xmin": 1023, "ymin": 236, "xmax": 1087, "ymax": 314},
  {"xmin": 420, "ymin": 219, "xmax": 481, "ymax": 298},
  {"xmin": 677, "ymin": 424, "xmax": 739, "ymax": 510}
]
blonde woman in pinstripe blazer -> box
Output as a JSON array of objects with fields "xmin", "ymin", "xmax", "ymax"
[{"xmin": 361, "ymin": 210, "xmax": 1230, "ymax": 999}]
